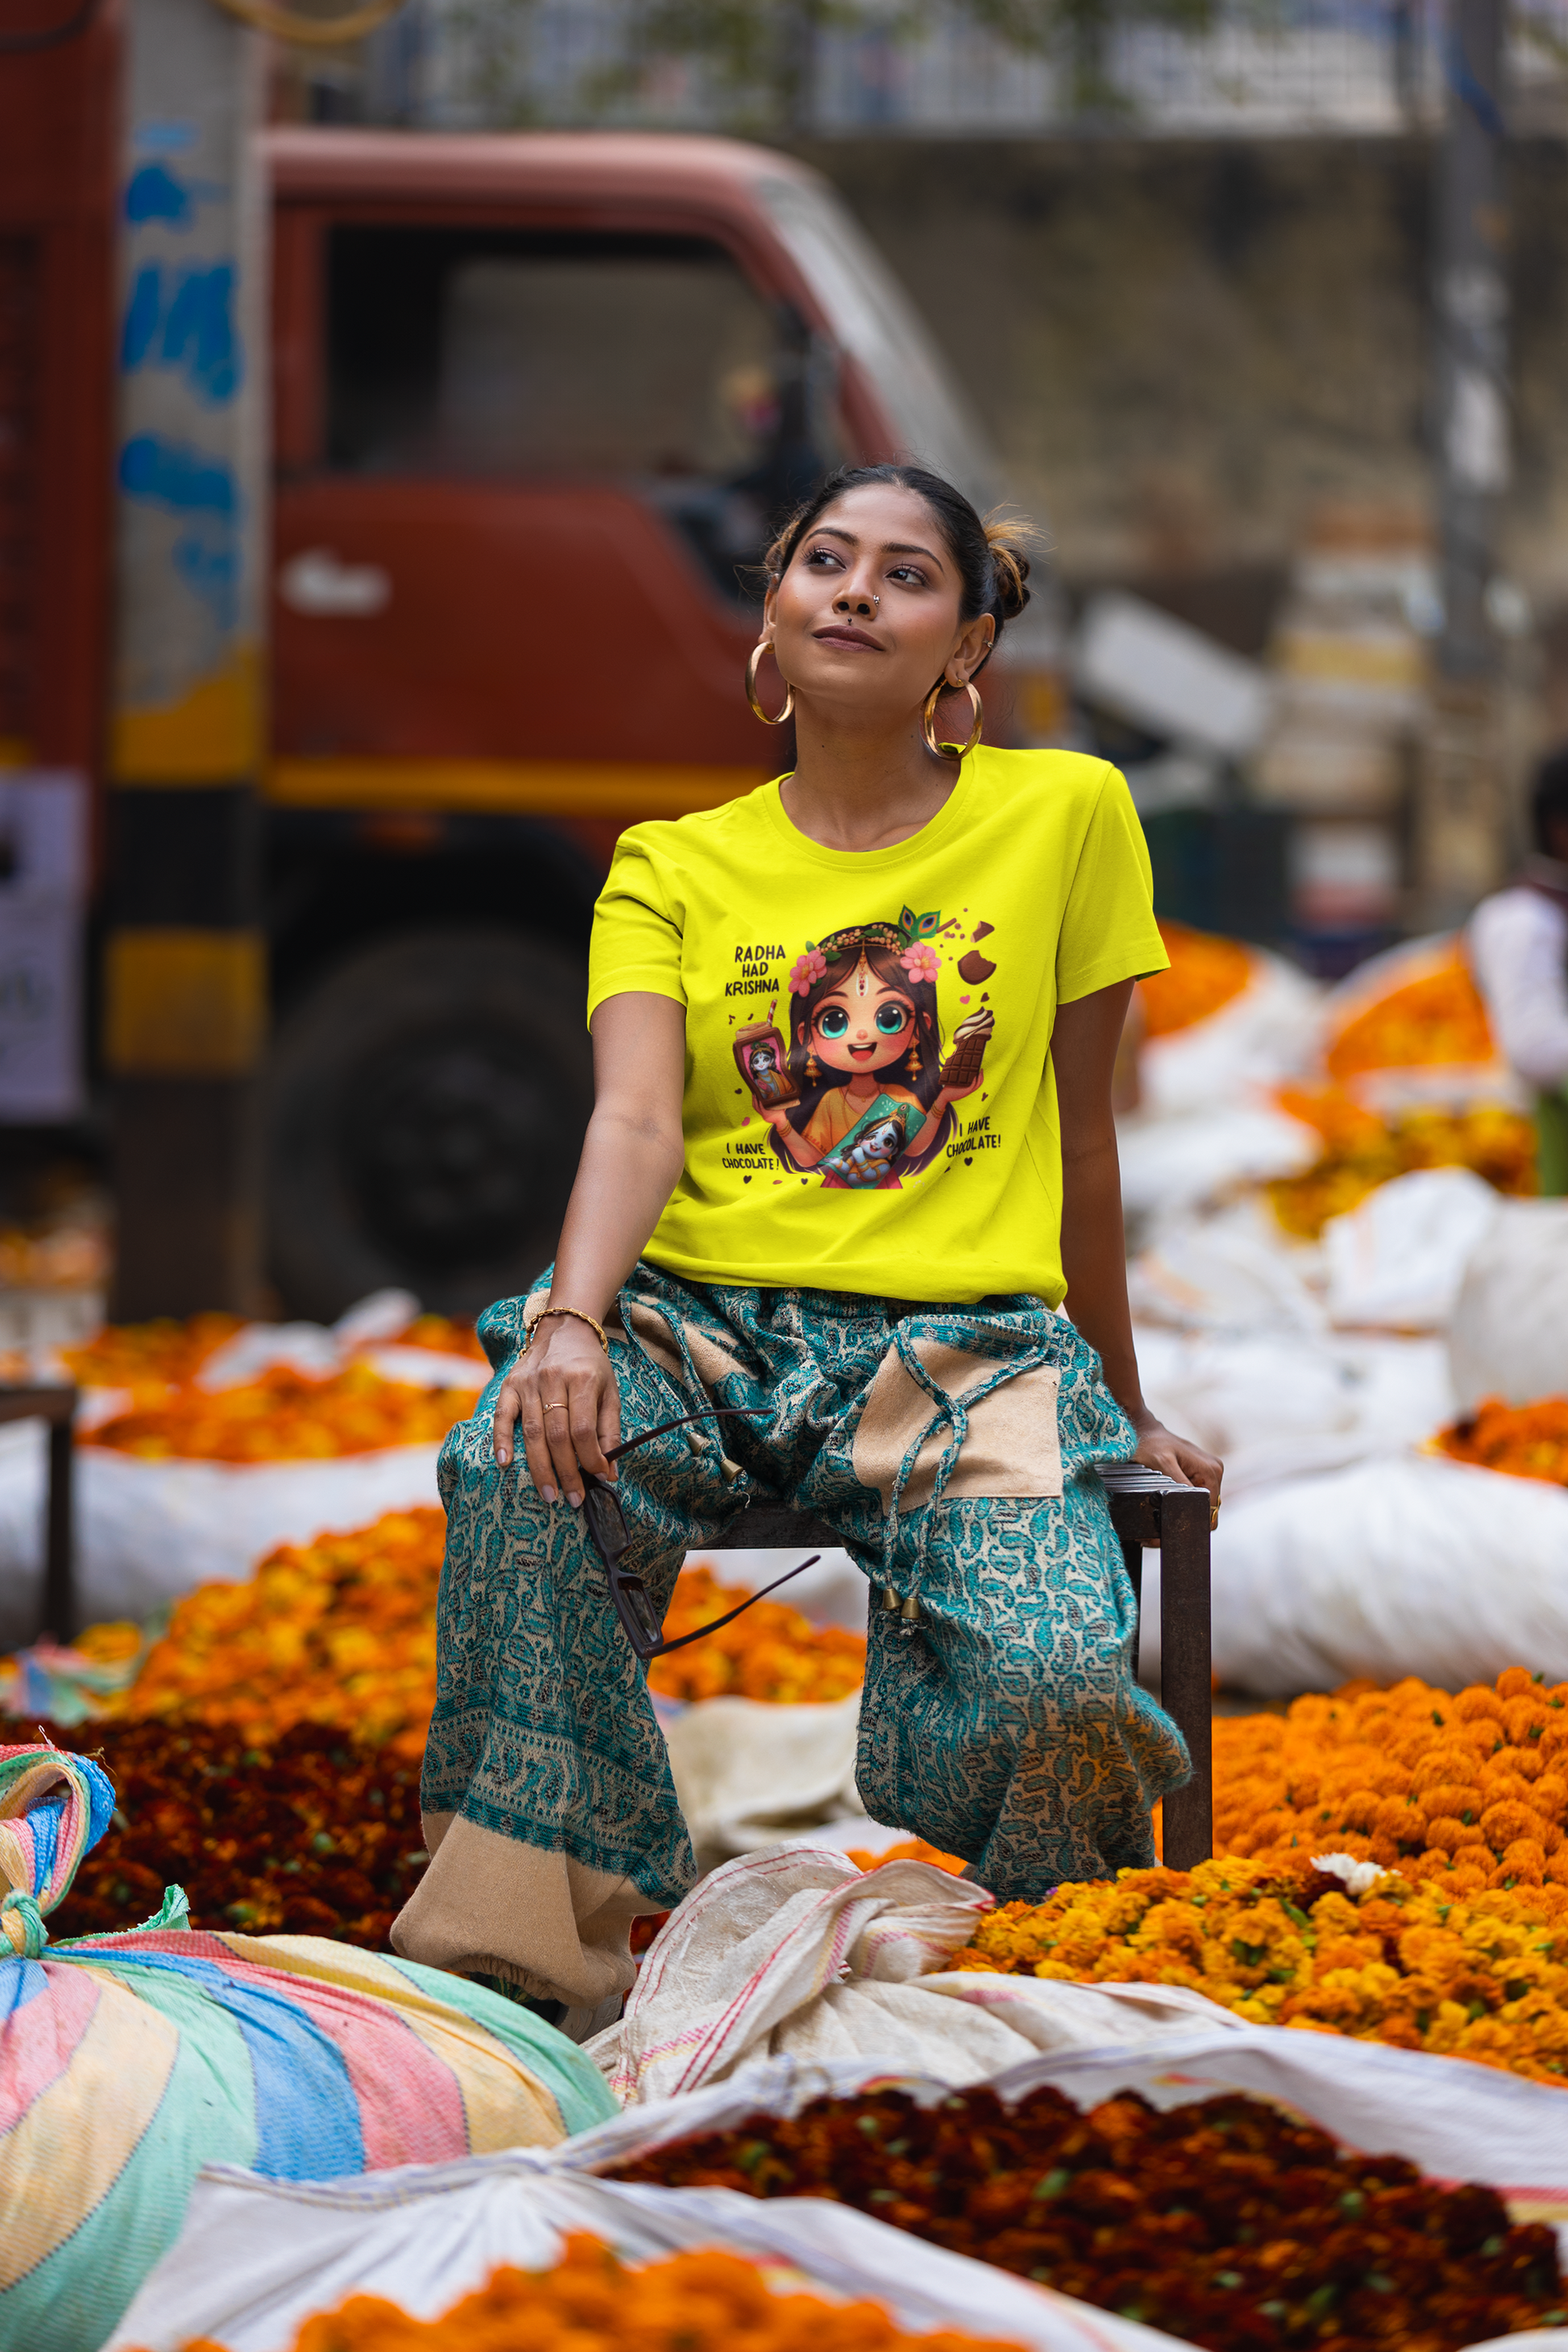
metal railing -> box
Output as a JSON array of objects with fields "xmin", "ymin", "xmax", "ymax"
[{"xmin": 366, "ymin": 0, "xmax": 1568, "ymax": 140}]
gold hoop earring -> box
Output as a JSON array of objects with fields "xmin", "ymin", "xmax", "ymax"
[
  {"xmin": 922, "ymin": 677, "xmax": 983, "ymax": 762},
  {"xmin": 747, "ymin": 640, "xmax": 794, "ymax": 726}
]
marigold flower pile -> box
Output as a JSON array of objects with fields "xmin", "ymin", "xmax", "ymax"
[
  {"xmin": 1437, "ymin": 1398, "xmax": 1568, "ymax": 1487},
  {"xmin": 147, "ymin": 2236, "xmax": 1018, "ymax": 2352},
  {"xmin": 60, "ymin": 1311, "xmax": 485, "ymax": 1392},
  {"xmin": 105, "ymin": 1508, "xmax": 446, "ymax": 1756},
  {"xmin": 1136, "ymin": 919, "xmax": 1253, "ymax": 1037},
  {"xmin": 61, "ymin": 1312, "xmax": 247, "ymax": 1393},
  {"xmin": 608, "ymin": 2083, "xmax": 1566, "ymax": 2350},
  {"xmin": 949, "ymin": 1671, "xmax": 1568, "ymax": 2085},
  {"xmin": 4, "ymin": 1713, "xmax": 426, "ymax": 1944},
  {"xmin": 1325, "ymin": 945, "xmax": 1497, "ymax": 1080},
  {"xmin": 956, "ymin": 1859, "xmax": 1568, "ymax": 2086},
  {"xmin": 844, "ymin": 1838, "xmax": 969, "ymax": 1875},
  {"xmin": 645, "ymin": 1566, "xmax": 867, "ymax": 1705},
  {"xmin": 1267, "ymin": 1085, "xmax": 1536, "ymax": 1238},
  {"xmin": 83, "ymin": 1361, "xmax": 482, "ymax": 1462},
  {"xmin": 0, "ymin": 1216, "xmax": 110, "ymax": 1291},
  {"xmin": 1207, "ymin": 1669, "xmax": 1568, "ymax": 1888},
  {"xmin": 61, "ymin": 1313, "xmax": 486, "ymax": 1462},
  {"xmin": 27, "ymin": 1541, "xmax": 868, "ymax": 1753}
]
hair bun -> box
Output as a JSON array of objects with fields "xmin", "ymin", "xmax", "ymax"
[{"xmin": 982, "ymin": 513, "xmax": 1033, "ymax": 622}]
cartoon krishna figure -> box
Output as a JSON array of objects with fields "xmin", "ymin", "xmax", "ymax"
[{"xmin": 756, "ymin": 911, "xmax": 993, "ymax": 1188}]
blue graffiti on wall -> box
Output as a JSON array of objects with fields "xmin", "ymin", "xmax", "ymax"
[
  {"xmin": 126, "ymin": 162, "xmax": 193, "ymax": 226},
  {"xmin": 119, "ymin": 433, "xmax": 240, "ymax": 633},
  {"xmin": 122, "ymin": 262, "xmax": 240, "ymax": 405},
  {"xmin": 119, "ymin": 433, "xmax": 235, "ymax": 514}
]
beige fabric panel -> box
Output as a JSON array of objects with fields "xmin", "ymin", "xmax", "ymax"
[
  {"xmin": 678, "ymin": 1316, "xmax": 749, "ymax": 1392},
  {"xmin": 391, "ymin": 1810, "xmax": 657, "ymax": 2007},
  {"xmin": 621, "ymin": 1299, "xmax": 686, "ymax": 1381},
  {"xmin": 852, "ymin": 1338, "xmax": 1062, "ymax": 1508}
]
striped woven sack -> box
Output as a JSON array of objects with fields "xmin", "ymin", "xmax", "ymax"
[{"xmin": 0, "ymin": 1740, "xmax": 619, "ymax": 2352}]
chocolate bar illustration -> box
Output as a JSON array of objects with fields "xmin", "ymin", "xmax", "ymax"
[
  {"xmin": 939, "ymin": 1007, "xmax": 994, "ymax": 1090},
  {"xmin": 732, "ymin": 1018, "xmax": 799, "ymax": 1109}
]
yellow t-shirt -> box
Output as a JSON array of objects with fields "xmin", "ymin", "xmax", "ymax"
[{"xmin": 586, "ymin": 745, "xmax": 1168, "ymax": 1306}]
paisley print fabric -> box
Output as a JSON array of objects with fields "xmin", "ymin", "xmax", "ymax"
[{"xmin": 425, "ymin": 1267, "xmax": 1190, "ymax": 1922}]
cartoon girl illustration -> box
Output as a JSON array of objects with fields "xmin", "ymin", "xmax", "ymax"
[{"xmin": 761, "ymin": 914, "xmax": 991, "ymax": 1188}]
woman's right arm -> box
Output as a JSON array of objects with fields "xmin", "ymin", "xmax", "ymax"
[{"xmin": 492, "ymin": 990, "xmax": 687, "ymax": 1508}]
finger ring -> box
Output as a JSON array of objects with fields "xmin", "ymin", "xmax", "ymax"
[
  {"xmin": 545, "ymin": 1402, "xmax": 569, "ymax": 1415},
  {"xmin": 1210, "ymin": 1504, "xmax": 1221, "ymax": 1529}
]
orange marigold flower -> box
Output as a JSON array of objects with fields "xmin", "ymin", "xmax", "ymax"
[
  {"xmin": 1422, "ymin": 1815, "xmax": 1468, "ymax": 1853},
  {"xmin": 1137, "ymin": 920, "xmax": 1251, "ymax": 1036},
  {"xmin": 1479, "ymin": 1800, "xmax": 1543, "ymax": 1848},
  {"xmin": 132, "ymin": 2235, "xmax": 1023, "ymax": 2352},
  {"xmin": 1438, "ymin": 1399, "xmax": 1568, "ymax": 1488}
]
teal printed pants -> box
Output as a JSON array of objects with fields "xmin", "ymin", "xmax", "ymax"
[{"xmin": 400, "ymin": 1266, "xmax": 1190, "ymax": 2006}]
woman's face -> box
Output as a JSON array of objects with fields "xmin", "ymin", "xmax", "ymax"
[
  {"xmin": 764, "ymin": 483, "xmax": 993, "ymax": 725},
  {"xmin": 811, "ymin": 963, "xmax": 915, "ymax": 1078}
]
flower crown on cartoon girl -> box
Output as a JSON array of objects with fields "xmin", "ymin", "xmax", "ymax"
[{"xmin": 789, "ymin": 906, "xmax": 949, "ymax": 997}]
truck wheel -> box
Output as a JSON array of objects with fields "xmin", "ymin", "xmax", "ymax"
[{"xmin": 267, "ymin": 925, "xmax": 593, "ymax": 1322}]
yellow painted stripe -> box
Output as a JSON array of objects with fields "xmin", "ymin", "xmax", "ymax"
[
  {"xmin": 267, "ymin": 757, "xmax": 769, "ymax": 819},
  {"xmin": 111, "ymin": 648, "xmax": 262, "ymax": 785},
  {"xmin": 102, "ymin": 928, "xmax": 267, "ymax": 1077},
  {"xmin": 218, "ymin": 1935, "xmax": 562, "ymax": 2152},
  {"xmin": 0, "ymin": 1972, "xmax": 178, "ymax": 2281}
]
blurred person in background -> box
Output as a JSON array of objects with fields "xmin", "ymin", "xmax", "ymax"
[{"xmin": 1469, "ymin": 749, "xmax": 1568, "ymax": 1195}]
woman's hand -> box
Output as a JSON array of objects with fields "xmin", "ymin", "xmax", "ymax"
[
  {"xmin": 1131, "ymin": 1410, "xmax": 1223, "ymax": 1520},
  {"xmin": 489, "ymin": 990, "xmax": 682, "ymax": 1505},
  {"xmin": 493, "ymin": 1319, "xmax": 622, "ymax": 1509}
]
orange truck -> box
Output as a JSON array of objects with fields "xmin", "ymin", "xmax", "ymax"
[{"xmin": 2, "ymin": 20, "xmax": 1058, "ymax": 1317}]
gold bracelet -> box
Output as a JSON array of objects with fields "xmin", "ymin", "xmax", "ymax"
[{"xmin": 525, "ymin": 1305, "xmax": 611, "ymax": 1357}]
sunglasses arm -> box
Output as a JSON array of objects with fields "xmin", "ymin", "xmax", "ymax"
[
  {"xmin": 636, "ymin": 1554, "xmax": 822, "ymax": 1656},
  {"xmin": 604, "ymin": 1404, "xmax": 768, "ymax": 1466}
]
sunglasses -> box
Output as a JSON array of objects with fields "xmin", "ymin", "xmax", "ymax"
[{"xmin": 577, "ymin": 1406, "xmax": 819, "ymax": 1661}]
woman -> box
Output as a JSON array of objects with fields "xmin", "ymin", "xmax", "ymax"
[{"xmin": 392, "ymin": 463, "xmax": 1222, "ymax": 2036}]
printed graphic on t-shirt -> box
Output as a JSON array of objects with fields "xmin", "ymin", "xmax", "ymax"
[{"xmin": 728, "ymin": 906, "xmax": 998, "ymax": 1192}]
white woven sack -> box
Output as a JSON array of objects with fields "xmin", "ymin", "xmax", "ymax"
[
  {"xmin": 111, "ymin": 2027, "xmax": 1568, "ymax": 2352},
  {"xmin": 0, "ymin": 1436, "xmax": 443, "ymax": 1645},
  {"xmin": 110, "ymin": 2154, "xmax": 1188, "ymax": 2352},
  {"xmin": 1139, "ymin": 952, "xmax": 1322, "ymax": 1118},
  {"xmin": 1450, "ymin": 1198, "xmax": 1568, "ymax": 1409},
  {"xmin": 1196, "ymin": 1451, "xmax": 1568, "ymax": 1695},
  {"xmin": 1322, "ymin": 1164, "xmax": 1501, "ymax": 1331},
  {"xmin": 589, "ymin": 1848, "xmax": 1247, "ymax": 2108},
  {"xmin": 662, "ymin": 1694, "xmax": 864, "ymax": 1868}
]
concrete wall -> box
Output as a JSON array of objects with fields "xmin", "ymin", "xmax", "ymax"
[{"xmin": 800, "ymin": 135, "xmax": 1568, "ymax": 649}]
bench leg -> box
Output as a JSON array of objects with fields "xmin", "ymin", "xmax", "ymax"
[
  {"xmin": 1158, "ymin": 1486, "xmax": 1213, "ymax": 1869},
  {"xmin": 43, "ymin": 1417, "xmax": 75, "ymax": 1645},
  {"xmin": 1118, "ymin": 1534, "xmax": 1143, "ymax": 1684}
]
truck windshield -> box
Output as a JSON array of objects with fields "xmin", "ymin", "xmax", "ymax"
[
  {"xmin": 753, "ymin": 175, "xmax": 1001, "ymax": 516},
  {"xmin": 325, "ymin": 225, "xmax": 845, "ymax": 606}
]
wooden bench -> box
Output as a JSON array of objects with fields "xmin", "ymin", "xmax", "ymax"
[
  {"xmin": 0, "ymin": 1384, "xmax": 79, "ymax": 1644},
  {"xmin": 708, "ymin": 1462, "xmax": 1213, "ymax": 1870}
]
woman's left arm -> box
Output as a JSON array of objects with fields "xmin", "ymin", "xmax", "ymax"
[{"xmin": 1052, "ymin": 981, "xmax": 1223, "ymax": 1508}]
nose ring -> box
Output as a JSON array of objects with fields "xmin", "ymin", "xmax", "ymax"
[{"xmin": 836, "ymin": 591, "xmax": 880, "ymax": 615}]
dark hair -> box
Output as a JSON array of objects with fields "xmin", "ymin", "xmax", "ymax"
[
  {"xmin": 764, "ymin": 464, "xmax": 1033, "ymax": 678},
  {"xmin": 1532, "ymin": 744, "xmax": 1568, "ymax": 856},
  {"xmin": 773, "ymin": 925, "xmax": 952, "ymax": 1177}
]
